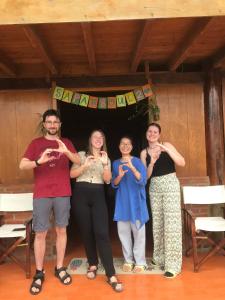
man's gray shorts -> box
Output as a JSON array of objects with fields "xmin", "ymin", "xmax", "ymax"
[{"xmin": 33, "ymin": 197, "xmax": 71, "ymax": 232}]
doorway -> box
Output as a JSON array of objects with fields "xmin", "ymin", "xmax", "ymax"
[{"xmin": 58, "ymin": 94, "xmax": 149, "ymax": 254}]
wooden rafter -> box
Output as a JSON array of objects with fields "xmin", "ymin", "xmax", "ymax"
[
  {"xmin": 22, "ymin": 25, "xmax": 58, "ymax": 75},
  {"xmin": 169, "ymin": 17, "xmax": 213, "ymax": 71},
  {"xmin": 0, "ymin": 51, "xmax": 16, "ymax": 76},
  {"xmin": 81, "ymin": 22, "xmax": 96, "ymax": 74},
  {"xmin": 130, "ymin": 20, "xmax": 152, "ymax": 72},
  {"xmin": 211, "ymin": 44, "xmax": 225, "ymax": 68}
]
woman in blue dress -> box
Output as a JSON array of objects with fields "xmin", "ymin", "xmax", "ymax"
[{"xmin": 112, "ymin": 136, "xmax": 149, "ymax": 272}]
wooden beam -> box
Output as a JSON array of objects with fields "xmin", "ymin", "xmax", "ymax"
[
  {"xmin": 169, "ymin": 17, "xmax": 212, "ymax": 71},
  {"xmin": 81, "ymin": 23, "xmax": 96, "ymax": 74},
  {"xmin": 204, "ymin": 70, "xmax": 225, "ymax": 184},
  {"xmin": 22, "ymin": 25, "xmax": 58, "ymax": 75},
  {"xmin": 130, "ymin": 20, "xmax": 152, "ymax": 72},
  {"xmin": 0, "ymin": 51, "xmax": 16, "ymax": 76},
  {"xmin": 1, "ymin": 1, "xmax": 225, "ymax": 24},
  {"xmin": 0, "ymin": 72, "xmax": 204, "ymax": 89},
  {"xmin": 211, "ymin": 44, "xmax": 225, "ymax": 68}
]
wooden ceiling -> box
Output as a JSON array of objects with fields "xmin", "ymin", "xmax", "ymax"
[{"xmin": 0, "ymin": 16, "xmax": 224, "ymax": 80}]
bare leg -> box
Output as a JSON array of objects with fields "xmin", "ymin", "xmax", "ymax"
[
  {"xmin": 30, "ymin": 231, "xmax": 47, "ymax": 294},
  {"xmin": 55, "ymin": 226, "xmax": 71, "ymax": 284},
  {"xmin": 34, "ymin": 231, "xmax": 47, "ymax": 270}
]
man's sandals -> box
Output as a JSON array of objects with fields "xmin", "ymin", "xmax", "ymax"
[
  {"xmin": 55, "ymin": 266, "xmax": 72, "ymax": 285},
  {"xmin": 107, "ymin": 276, "xmax": 123, "ymax": 292},
  {"xmin": 30, "ymin": 270, "xmax": 45, "ymax": 295}
]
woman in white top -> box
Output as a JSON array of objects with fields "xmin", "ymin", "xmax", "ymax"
[{"xmin": 70, "ymin": 130, "xmax": 123, "ymax": 292}]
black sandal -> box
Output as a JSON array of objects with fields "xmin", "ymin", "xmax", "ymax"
[
  {"xmin": 86, "ymin": 266, "xmax": 98, "ymax": 280},
  {"xmin": 107, "ymin": 276, "xmax": 123, "ymax": 293},
  {"xmin": 55, "ymin": 267, "xmax": 72, "ymax": 285},
  {"xmin": 29, "ymin": 270, "xmax": 45, "ymax": 295}
]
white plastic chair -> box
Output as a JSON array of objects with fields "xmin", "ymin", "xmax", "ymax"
[
  {"xmin": 182, "ymin": 185, "xmax": 225, "ymax": 271},
  {"xmin": 0, "ymin": 193, "xmax": 33, "ymax": 278}
]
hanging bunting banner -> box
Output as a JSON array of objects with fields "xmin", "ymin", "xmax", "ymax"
[{"xmin": 52, "ymin": 83, "xmax": 154, "ymax": 109}]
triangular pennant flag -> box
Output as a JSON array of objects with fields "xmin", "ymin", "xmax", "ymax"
[
  {"xmin": 53, "ymin": 86, "xmax": 64, "ymax": 100},
  {"xmin": 98, "ymin": 97, "xmax": 107, "ymax": 109},
  {"xmin": 107, "ymin": 97, "xmax": 117, "ymax": 109},
  {"xmin": 116, "ymin": 95, "xmax": 126, "ymax": 107},
  {"xmin": 62, "ymin": 90, "xmax": 73, "ymax": 103},
  {"xmin": 125, "ymin": 91, "xmax": 136, "ymax": 105},
  {"xmin": 142, "ymin": 84, "xmax": 153, "ymax": 97},
  {"xmin": 133, "ymin": 88, "xmax": 145, "ymax": 101},
  {"xmin": 79, "ymin": 94, "xmax": 89, "ymax": 107},
  {"xmin": 88, "ymin": 96, "xmax": 98, "ymax": 108},
  {"xmin": 71, "ymin": 92, "xmax": 81, "ymax": 105}
]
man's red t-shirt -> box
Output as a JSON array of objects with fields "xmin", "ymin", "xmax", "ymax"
[{"xmin": 23, "ymin": 137, "xmax": 77, "ymax": 199}]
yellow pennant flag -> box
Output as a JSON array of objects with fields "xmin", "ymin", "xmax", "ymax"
[{"xmin": 125, "ymin": 91, "xmax": 136, "ymax": 105}]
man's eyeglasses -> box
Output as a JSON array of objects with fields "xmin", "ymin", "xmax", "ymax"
[{"xmin": 44, "ymin": 121, "xmax": 61, "ymax": 125}]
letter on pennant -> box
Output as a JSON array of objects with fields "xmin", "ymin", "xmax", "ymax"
[
  {"xmin": 116, "ymin": 95, "xmax": 126, "ymax": 107},
  {"xmin": 125, "ymin": 92, "xmax": 136, "ymax": 105},
  {"xmin": 88, "ymin": 96, "xmax": 98, "ymax": 108},
  {"xmin": 62, "ymin": 90, "xmax": 73, "ymax": 103},
  {"xmin": 79, "ymin": 94, "xmax": 89, "ymax": 107},
  {"xmin": 53, "ymin": 86, "xmax": 64, "ymax": 100},
  {"xmin": 107, "ymin": 97, "xmax": 117, "ymax": 109}
]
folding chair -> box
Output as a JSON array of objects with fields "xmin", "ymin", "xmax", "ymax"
[
  {"xmin": 182, "ymin": 185, "xmax": 225, "ymax": 272},
  {"xmin": 0, "ymin": 193, "xmax": 33, "ymax": 278}
]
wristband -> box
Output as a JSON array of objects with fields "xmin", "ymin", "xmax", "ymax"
[{"xmin": 35, "ymin": 160, "xmax": 41, "ymax": 167}]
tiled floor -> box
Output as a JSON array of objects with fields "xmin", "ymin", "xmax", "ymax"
[{"xmin": 0, "ymin": 239, "xmax": 225, "ymax": 300}]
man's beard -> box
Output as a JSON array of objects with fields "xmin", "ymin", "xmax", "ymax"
[{"xmin": 46, "ymin": 129, "xmax": 59, "ymax": 136}]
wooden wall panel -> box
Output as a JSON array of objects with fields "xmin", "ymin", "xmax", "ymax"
[
  {"xmin": 155, "ymin": 83, "xmax": 206, "ymax": 177},
  {"xmin": 0, "ymin": 84, "xmax": 206, "ymax": 185},
  {"xmin": 0, "ymin": 90, "xmax": 51, "ymax": 184},
  {"xmin": 223, "ymin": 78, "xmax": 225, "ymax": 136}
]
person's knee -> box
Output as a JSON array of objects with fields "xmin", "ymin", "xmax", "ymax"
[
  {"xmin": 95, "ymin": 230, "xmax": 109, "ymax": 242},
  {"xmin": 55, "ymin": 226, "xmax": 67, "ymax": 236},
  {"xmin": 35, "ymin": 231, "xmax": 48, "ymax": 241}
]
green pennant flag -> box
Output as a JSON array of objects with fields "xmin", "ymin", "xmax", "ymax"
[
  {"xmin": 62, "ymin": 90, "xmax": 73, "ymax": 103},
  {"xmin": 116, "ymin": 95, "xmax": 126, "ymax": 107},
  {"xmin": 53, "ymin": 86, "xmax": 64, "ymax": 100},
  {"xmin": 98, "ymin": 97, "xmax": 107, "ymax": 109},
  {"xmin": 71, "ymin": 92, "xmax": 81, "ymax": 105},
  {"xmin": 79, "ymin": 94, "xmax": 89, "ymax": 107}
]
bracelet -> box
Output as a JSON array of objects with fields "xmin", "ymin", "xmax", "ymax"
[{"xmin": 35, "ymin": 159, "xmax": 41, "ymax": 167}]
